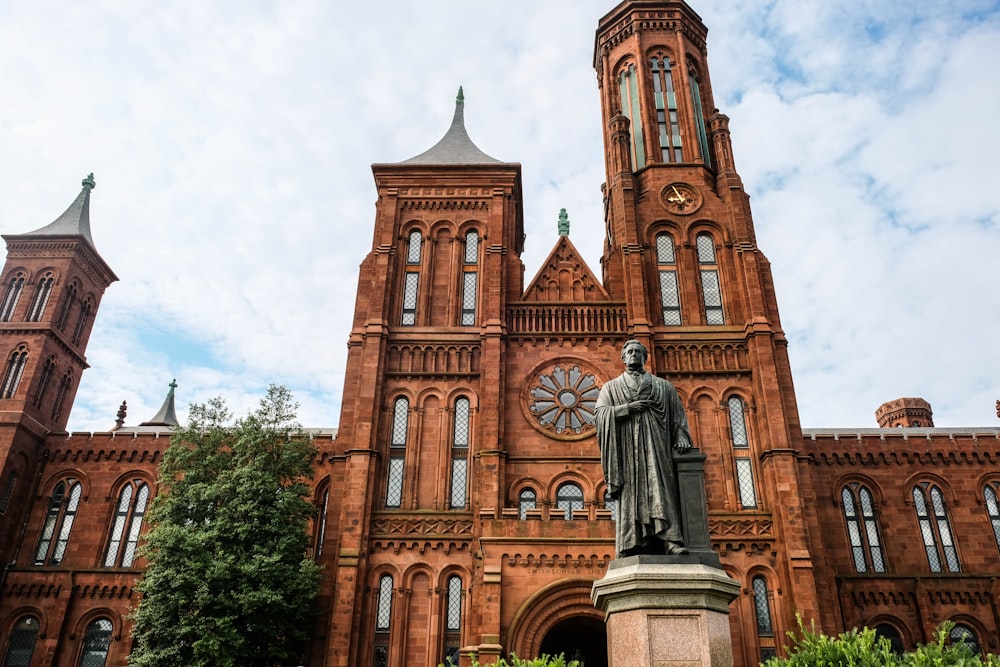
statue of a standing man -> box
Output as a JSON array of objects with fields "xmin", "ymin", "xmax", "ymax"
[{"xmin": 596, "ymin": 340, "xmax": 692, "ymax": 557}]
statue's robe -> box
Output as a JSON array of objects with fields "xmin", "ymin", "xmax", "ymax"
[{"xmin": 595, "ymin": 371, "xmax": 692, "ymax": 556}]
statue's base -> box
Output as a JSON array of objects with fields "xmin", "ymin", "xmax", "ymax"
[{"xmin": 591, "ymin": 557, "xmax": 740, "ymax": 667}]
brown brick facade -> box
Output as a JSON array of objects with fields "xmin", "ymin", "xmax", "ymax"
[{"xmin": 1, "ymin": 2, "xmax": 999, "ymax": 666}]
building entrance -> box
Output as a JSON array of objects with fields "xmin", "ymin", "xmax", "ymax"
[{"xmin": 538, "ymin": 616, "xmax": 607, "ymax": 667}]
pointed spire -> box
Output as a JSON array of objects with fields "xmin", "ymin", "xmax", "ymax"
[
  {"xmin": 398, "ymin": 87, "xmax": 503, "ymax": 165},
  {"xmin": 558, "ymin": 208, "xmax": 570, "ymax": 236},
  {"xmin": 140, "ymin": 379, "xmax": 179, "ymax": 427},
  {"xmin": 21, "ymin": 174, "xmax": 98, "ymax": 247}
]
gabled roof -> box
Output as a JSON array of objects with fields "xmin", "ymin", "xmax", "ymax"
[
  {"xmin": 522, "ymin": 211, "xmax": 611, "ymax": 303},
  {"xmin": 398, "ymin": 87, "xmax": 505, "ymax": 165}
]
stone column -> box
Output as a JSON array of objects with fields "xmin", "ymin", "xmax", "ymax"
[{"xmin": 592, "ymin": 558, "xmax": 740, "ymax": 667}]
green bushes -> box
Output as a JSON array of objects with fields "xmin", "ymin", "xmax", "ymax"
[
  {"xmin": 763, "ymin": 618, "xmax": 999, "ymax": 667},
  {"xmin": 441, "ymin": 654, "xmax": 579, "ymax": 667}
]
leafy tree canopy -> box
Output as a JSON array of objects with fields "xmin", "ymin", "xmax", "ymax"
[{"xmin": 129, "ymin": 385, "xmax": 321, "ymax": 667}]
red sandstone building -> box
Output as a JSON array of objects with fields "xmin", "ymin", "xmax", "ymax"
[{"xmin": 1, "ymin": 1, "xmax": 999, "ymax": 666}]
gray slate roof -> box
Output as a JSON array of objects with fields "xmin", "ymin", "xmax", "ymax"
[
  {"xmin": 140, "ymin": 380, "xmax": 180, "ymax": 428},
  {"xmin": 22, "ymin": 174, "xmax": 98, "ymax": 247},
  {"xmin": 399, "ymin": 89, "xmax": 504, "ymax": 165}
]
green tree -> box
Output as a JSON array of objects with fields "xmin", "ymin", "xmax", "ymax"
[
  {"xmin": 763, "ymin": 617, "xmax": 1000, "ymax": 667},
  {"xmin": 129, "ymin": 385, "xmax": 321, "ymax": 667}
]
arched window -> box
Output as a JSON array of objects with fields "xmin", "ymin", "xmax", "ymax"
[
  {"xmin": 874, "ymin": 624, "xmax": 904, "ymax": 655},
  {"xmin": 104, "ymin": 480, "xmax": 150, "ymax": 568},
  {"xmin": 1, "ymin": 345, "xmax": 28, "ymax": 399},
  {"xmin": 314, "ymin": 485, "xmax": 330, "ymax": 558},
  {"xmin": 518, "ymin": 489, "xmax": 536, "ymax": 520},
  {"xmin": 913, "ymin": 482, "xmax": 960, "ymax": 573},
  {"xmin": 32, "ymin": 356, "xmax": 56, "ymax": 408},
  {"xmin": 51, "ymin": 371, "xmax": 73, "ymax": 422},
  {"xmin": 650, "ymin": 56, "xmax": 683, "ymax": 162},
  {"xmin": 460, "ymin": 231, "xmax": 478, "ymax": 326},
  {"xmin": 443, "ymin": 575, "xmax": 463, "ymax": 665},
  {"xmin": 983, "ymin": 481, "xmax": 1000, "ymax": 555},
  {"xmin": 0, "ymin": 272, "xmax": 25, "ymax": 322},
  {"xmin": 729, "ymin": 396, "xmax": 756, "ymax": 509},
  {"xmin": 55, "ymin": 280, "xmax": 78, "ymax": 331},
  {"xmin": 450, "ymin": 397, "xmax": 470, "ymax": 509},
  {"xmin": 26, "ymin": 272, "xmax": 54, "ymax": 322},
  {"xmin": 618, "ymin": 63, "xmax": 645, "ymax": 169},
  {"xmin": 72, "ymin": 296, "xmax": 92, "ymax": 345},
  {"xmin": 556, "ymin": 483, "xmax": 584, "ymax": 520},
  {"xmin": 0, "ymin": 471, "xmax": 18, "ymax": 515},
  {"xmin": 2, "ymin": 615, "xmax": 40, "ymax": 667},
  {"xmin": 656, "ymin": 233, "xmax": 681, "ymax": 325},
  {"xmin": 842, "ymin": 483, "xmax": 886, "ymax": 573},
  {"xmin": 374, "ymin": 574, "xmax": 394, "ymax": 667},
  {"xmin": 604, "ymin": 489, "xmax": 617, "ymax": 522},
  {"xmin": 752, "ymin": 576, "xmax": 776, "ymax": 660},
  {"xmin": 77, "ymin": 618, "xmax": 112, "ymax": 667},
  {"xmin": 401, "ymin": 230, "xmax": 422, "ymax": 326},
  {"xmin": 688, "ymin": 69, "xmax": 712, "ymax": 167},
  {"xmin": 34, "ymin": 479, "xmax": 82, "ymax": 566},
  {"xmin": 385, "ymin": 398, "xmax": 409, "ymax": 508},
  {"xmin": 948, "ymin": 624, "xmax": 980, "ymax": 656},
  {"xmin": 696, "ymin": 233, "xmax": 724, "ymax": 325}
]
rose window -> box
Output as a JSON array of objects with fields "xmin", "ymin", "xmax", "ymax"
[{"xmin": 528, "ymin": 364, "xmax": 601, "ymax": 436}]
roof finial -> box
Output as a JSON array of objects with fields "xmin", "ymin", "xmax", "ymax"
[
  {"xmin": 558, "ymin": 208, "xmax": 570, "ymax": 236},
  {"xmin": 81, "ymin": 173, "xmax": 96, "ymax": 191},
  {"xmin": 456, "ymin": 86, "xmax": 464, "ymax": 104},
  {"xmin": 168, "ymin": 378, "xmax": 177, "ymax": 396}
]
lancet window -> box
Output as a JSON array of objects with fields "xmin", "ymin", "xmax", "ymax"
[
  {"xmin": 34, "ymin": 478, "xmax": 82, "ymax": 566},
  {"xmin": 450, "ymin": 397, "xmax": 470, "ymax": 509},
  {"xmin": 650, "ymin": 56, "xmax": 683, "ymax": 162},
  {"xmin": 841, "ymin": 482, "xmax": 886, "ymax": 573},
  {"xmin": 104, "ymin": 479, "xmax": 150, "ymax": 568},
  {"xmin": 696, "ymin": 233, "xmax": 724, "ymax": 325},
  {"xmin": 385, "ymin": 397, "xmax": 409, "ymax": 508},
  {"xmin": 656, "ymin": 233, "xmax": 681, "ymax": 325},
  {"xmin": 26, "ymin": 271, "xmax": 54, "ymax": 322},
  {"xmin": 913, "ymin": 482, "xmax": 959, "ymax": 573}
]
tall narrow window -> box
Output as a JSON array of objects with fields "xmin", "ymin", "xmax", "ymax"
[
  {"xmin": 656, "ymin": 233, "xmax": 681, "ymax": 325},
  {"xmin": 688, "ymin": 70, "xmax": 712, "ymax": 168},
  {"xmin": 77, "ymin": 618, "xmax": 112, "ymax": 667},
  {"xmin": 460, "ymin": 231, "xmax": 478, "ymax": 326},
  {"xmin": 51, "ymin": 371, "xmax": 73, "ymax": 422},
  {"xmin": 34, "ymin": 479, "xmax": 82, "ymax": 566},
  {"xmin": 650, "ymin": 56, "xmax": 683, "ymax": 162},
  {"xmin": 0, "ymin": 471, "xmax": 18, "ymax": 515},
  {"xmin": 556, "ymin": 483, "xmax": 584, "ymax": 520},
  {"xmin": 752, "ymin": 576, "xmax": 776, "ymax": 660},
  {"xmin": 841, "ymin": 483, "xmax": 886, "ymax": 573},
  {"xmin": 618, "ymin": 64, "xmax": 646, "ymax": 169},
  {"xmin": 401, "ymin": 230, "xmax": 422, "ymax": 326},
  {"xmin": 2, "ymin": 615, "xmax": 39, "ymax": 667},
  {"xmin": 519, "ymin": 489, "xmax": 536, "ymax": 520},
  {"xmin": 56, "ymin": 281, "xmax": 77, "ymax": 330},
  {"xmin": 315, "ymin": 486, "xmax": 330, "ymax": 558},
  {"xmin": 1, "ymin": 345, "xmax": 28, "ymax": 399},
  {"xmin": 443, "ymin": 575, "xmax": 462, "ymax": 665},
  {"xmin": 450, "ymin": 397, "xmax": 470, "ymax": 509},
  {"xmin": 26, "ymin": 271, "xmax": 54, "ymax": 322},
  {"xmin": 72, "ymin": 297, "xmax": 92, "ymax": 345},
  {"xmin": 104, "ymin": 480, "xmax": 150, "ymax": 568},
  {"xmin": 913, "ymin": 482, "xmax": 960, "ymax": 573},
  {"xmin": 696, "ymin": 233, "xmax": 725, "ymax": 325},
  {"xmin": 984, "ymin": 482, "xmax": 1000, "ymax": 555},
  {"xmin": 0, "ymin": 272, "xmax": 25, "ymax": 322},
  {"xmin": 32, "ymin": 356, "xmax": 55, "ymax": 408},
  {"xmin": 373, "ymin": 575, "xmax": 394, "ymax": 667},
  {"xmin": 729, "ymin": 396, "xmax": 756, "ymax": 509},
  {"xmin": 385, "ymin": 398, "xmax": 409, "ymax": 508}
]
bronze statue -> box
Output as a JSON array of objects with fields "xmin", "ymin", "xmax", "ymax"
[{"xmin": 596, "ymin": 340, "xmax": 692, "ymax": 557}]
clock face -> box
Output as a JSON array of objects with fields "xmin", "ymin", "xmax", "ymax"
[{"xmin": 660, "ymin": 182, "xmax": 702, "ymax": 215}]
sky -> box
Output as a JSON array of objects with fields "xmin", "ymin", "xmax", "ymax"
[{"xmin": 1, "ymin": 0, "xmax": 998, "ymax": 432}]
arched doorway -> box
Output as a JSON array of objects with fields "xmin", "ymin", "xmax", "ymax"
[{"xmin": 539, "ymin": 616, "xmax": 607, "ymax": 667}]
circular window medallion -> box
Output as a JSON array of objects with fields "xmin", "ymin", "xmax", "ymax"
[{"xmin": 524, "ymin": 360, "xmax": 603, "ymax": 439}]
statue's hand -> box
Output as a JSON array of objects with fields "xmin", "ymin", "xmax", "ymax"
[
  {"xmin": 675, "ymin": 439, "xmax": 693, "ymax": 453},
  {"xmin": 629, "ymin": 399, "xmax": 653, "ymax": 413}
]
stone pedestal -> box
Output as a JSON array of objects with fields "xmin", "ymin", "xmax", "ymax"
[{"xmin": 591, "ymin": 558, "xmax": 740, "ymax": 667}]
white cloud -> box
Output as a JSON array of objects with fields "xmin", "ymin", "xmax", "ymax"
[{"xmin": 0, "ymin": 0, "xmax": 997, "ymax": 431}]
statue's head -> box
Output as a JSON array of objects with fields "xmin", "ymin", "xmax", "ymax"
[{"xmin": 621, "ymin": 340, "xmax": 648, "ymax": 365}]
